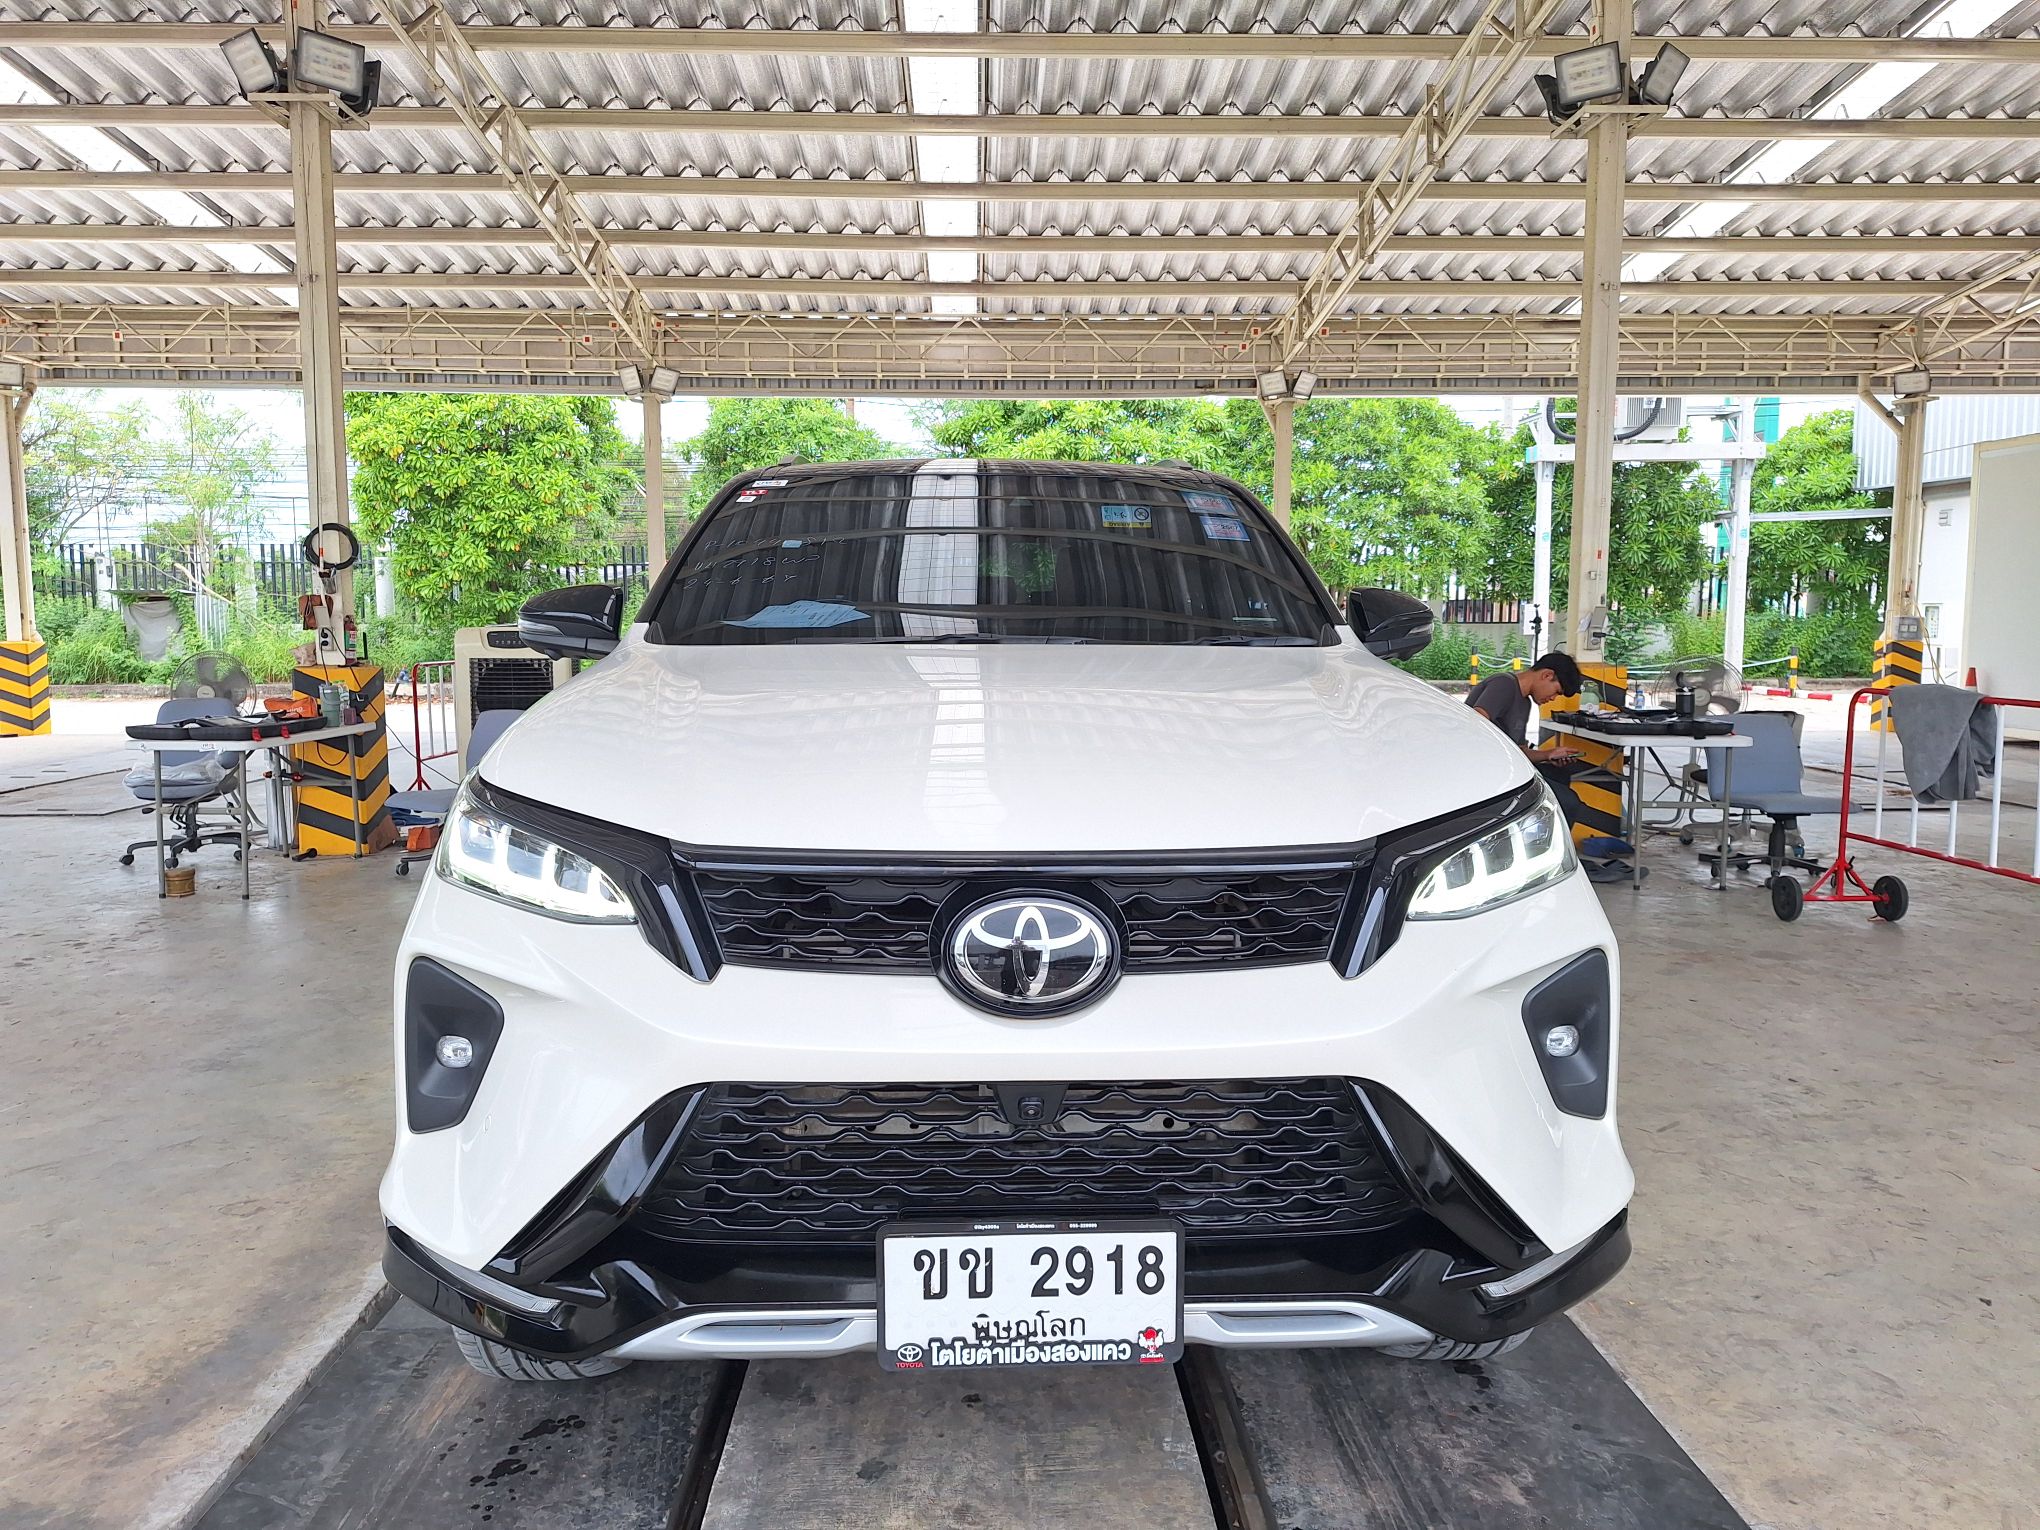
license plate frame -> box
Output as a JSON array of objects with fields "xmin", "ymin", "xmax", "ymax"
[{"xmin": 876, "ymin": 1218, "xmax": 1185, "ymax": 1372}]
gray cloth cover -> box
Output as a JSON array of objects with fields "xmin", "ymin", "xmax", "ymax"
[{"xmin": 1890, "ymin": 684, "xmax": 1995, "ymax": 804}]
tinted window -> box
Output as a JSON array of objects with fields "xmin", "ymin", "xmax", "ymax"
[{"xmin": 648, "ymin": 464, "xmax": 1335, "ymax": 646}]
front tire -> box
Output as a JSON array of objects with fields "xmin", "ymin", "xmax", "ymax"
[
  {"xmin": 449, "ymin": 1325, "xmax": 630, "ymax": 1382},
  {"xmin": 1872, "ymin": 875, "xmax": 1909, "ymax": 922},
  {"xmin": 1769, "ymin": 874, "xmax": 1804, "ymax": 922},
  {"xmin": 1383, "ymin": 1329, "xmax": 1534, "ymax": 1363}
]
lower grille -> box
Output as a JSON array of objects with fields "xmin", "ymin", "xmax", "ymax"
[{"xmin": 635, "ymin": 1079, "xmax": 1417, "ymax": 1242}]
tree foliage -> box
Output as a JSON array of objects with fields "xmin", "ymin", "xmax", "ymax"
[
  {"xmin": 346, "ymin": 393, "xmax": 631, "ymax": 627},
  {"xmin": 21, "ymin": 390, "xmax": 153, "ymax": 554},
  {"xmin": 680, "ymin": 399, "xmax": 899, "ymax": 515},
  {"xmin": 140, "ymin": 394, "xmax": 282, "ymax": 578},
  {"xmin": 1747, "ymin": 408, "xmax": 1887, "ymax": 619}
]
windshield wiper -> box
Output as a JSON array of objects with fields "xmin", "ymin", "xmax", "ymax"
[
  {"xmin": 1182, "ymin": 634, "xmax": 1321, "ymax": 646},
  {"xmin": 871, "ymin": 634, "xmax": 1097, "ymax": 644}
]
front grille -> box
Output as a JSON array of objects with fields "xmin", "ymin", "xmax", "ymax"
[
  {"xmin": 690, "ymin": 863, "xmax": 1357, "ymax": 972},
  {"xmin": 634, "ymin": 1079, "xmax": 1417, "ymax": 1242}
]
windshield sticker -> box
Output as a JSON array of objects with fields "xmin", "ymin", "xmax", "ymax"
[
  {"xmin": 736, "ymin": 492, "xmax": 762, "ymax": 503},
  {"xmin": 1183, "ymin": 490, "xmax": 1234, "ymax": 514},
  {"xmin": 781, "ymin": 539, "xmax": 803, "ymax": 548},
  {"xmin": 726, "ymin": 601, "xmax": 872, "ymax": 630},
  {"xmin": 751, "ymin": 478, "xmax": 790, "ymax": 487},
  {"xmin": 1198, "ymin": 513, "xmax": 1251, "ymax": 542},
  {"xmin": 1100, "ymin": 504, "xmax": 1154, "ymax": 531}
]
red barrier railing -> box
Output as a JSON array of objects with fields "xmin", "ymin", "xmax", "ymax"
[
  {"xmin": 1805, "ymin": 685, "xmax": 2040, "ymax": 913},
  {"xmin": 397, "ymin": 660, "xmax": 458, "ymax": 791}
]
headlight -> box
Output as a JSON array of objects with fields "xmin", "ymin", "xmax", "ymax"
[
  {"xmin": 436, "ymin": 783, "xmax": 636, "ymax": 923},
  {"xmin": 1407, "ymin": 786, "xmax": 1576, "ymax": 920}
]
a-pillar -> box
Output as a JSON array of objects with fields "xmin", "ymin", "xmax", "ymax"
[
  {"xmin": 1268, "ymin": 397, "xmax": 1295, "ymax": 529},
  {"xmin": 1565, "ymin": 0, "xmax": 1631, "ymax": 659},
  {"xmin": 1722, "ymin": 397, "xmax": 1757, "ymax": 674},
  {"xmin": 290, "ymin": 1, "xmax": 351, "ymax": 614},
  {"xmin": 643, "ymin": 392, "xmax": 667, "ymax": 571}
]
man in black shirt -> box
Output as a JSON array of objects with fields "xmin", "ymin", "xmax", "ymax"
[{"xmin": 1465, "ymin": 652, "xmax": 1612, "ymax": 849}]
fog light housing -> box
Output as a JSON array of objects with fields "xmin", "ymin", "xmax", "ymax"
[
  {"xmin": 1543, "ymin": 1024, "xmax": 1581, "ymax": 1059},
  {"xmin": 405, "ymin": 958, "xmax": 504, "ymax": 1132}
]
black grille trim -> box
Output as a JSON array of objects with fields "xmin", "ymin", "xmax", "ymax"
[
  {"xmin": 684, "ymin": 849, "xmax": 1366, "ymax": 974},
  {"xmin": 633, "ymin": 1078, "xmax": 1420, "ymax": 1243}
]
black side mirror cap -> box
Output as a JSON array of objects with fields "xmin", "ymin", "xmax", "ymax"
[
  {"xmin": 1347, "ymin": 587, "xmax": 1434, "ymax": 661},
  {"xmin": 518, "ymin": 583, "xmax": 624, "ymax": 660}
]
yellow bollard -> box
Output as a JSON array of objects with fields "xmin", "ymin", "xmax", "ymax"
[
  {"xmin": 1512, "ymin": 657, "xmax": 1524, "ymax": 672},
  {"xmin": 1788, "ymin": 649, "xmax": 1800, "ymax": 694},
  {"xmin": 1469, "ymin": 653, "xmax": 1481, "ymax": 686}
]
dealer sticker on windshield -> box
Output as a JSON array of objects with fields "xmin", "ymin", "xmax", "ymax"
[
  {"xmin": 1099, "ymin": 503, "xmax": 1154, "ymax": 531},
  {"xmin": 878, "ymin": 1219, "xmax": 1183, "ymax": 1371}
]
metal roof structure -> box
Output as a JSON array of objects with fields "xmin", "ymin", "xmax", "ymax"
[{"xmin": 3, "ymin": 0, "xmax": 2040, "ymax": 393}]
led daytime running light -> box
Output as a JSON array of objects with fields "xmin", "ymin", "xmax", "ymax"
[
  {"xmin": 1408, "ymin": 789, "xmax": 1576, "ymax": 920},
  {"xmin": 437, "ymin": 786, "xmax": 636, "ymax": 924}
]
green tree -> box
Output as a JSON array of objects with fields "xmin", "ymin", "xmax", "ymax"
[
  {"xmin": 346, "ymin": 393, "xmax": 630, "ymax": 627},
  {"xmin": 680, "ymin": 399, "xmax": 898, "ymax": 515},
  {"xmin": 1747, "ymin": 408, "xmax": 1887, "ymax": 619},
  {"xmin": 924, "ymin": 398, "xmax": 1234, "ymax": 470},
  {"xmin": 1487, "ymin": 430, "xmax": 1716, "ymax": 622},
  {"xmin": 21, "ymin": 390, "xmax": 153, "ymax": 554}
]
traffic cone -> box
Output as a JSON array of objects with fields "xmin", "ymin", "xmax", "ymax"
[{"xmin": 1964, "ymin": 667, "xmax": 1977, "ymax": 688}]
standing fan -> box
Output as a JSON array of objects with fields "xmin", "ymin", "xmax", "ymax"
[
  {"xmin": 169, "ymin": 652, "xmax": 254, "ymax": 709},
  {"xmin": 1650, "ymin": 658, "xmax": 1742, "ymax": 715}
]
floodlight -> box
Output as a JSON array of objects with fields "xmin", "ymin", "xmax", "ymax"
[
  {"xmin": 292, "ymin": 29, "xmax": 367, "ymax": 96},
  {"xmin": 219, "ymin": 28, "xmax": 284, "ymax": 97},
  {"xmin": 0, "ymin": 361, "xmax": 25, "ymax": 388},
  {"xmin": 647, "ymin": 365, "xmax": 681, "ymax": 397},
  {"xmin": 339, "ymin": 59, "xmax": 382, "ymax": 120},
  {"xmin": 617, "ymin": 363, "xmax": 645, "ymax": 396},
  {"xmin": 1257, "ymin": 370, "xmax": 1289, "ymax": 401},
  {"xmin": 1551, "ymin": 43, "xmax": 1625, "ymax": 110},
  {"xmin": 1292, "ymin": 370, "xmax": 1318, "ymax": 401},
  {"xmin": 1893, "ymin": 368, "xmax": 1932, "ymax": 398},
  {"xmin": 1533, "ymin": 73, "xmax": 1566, "ymax": 122},
  {"xmin": 1635, "ymin": 43, "xmax": 1690, "ymax": 107}
]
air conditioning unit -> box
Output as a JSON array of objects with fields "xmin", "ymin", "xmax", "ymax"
[
  {"xmin": 1620, "ymin": 396, "xmax": 1685, "ymax": 442},
  {"xmin": 451, "ymin": 626, "xmax": 574, "ymax": 768}
]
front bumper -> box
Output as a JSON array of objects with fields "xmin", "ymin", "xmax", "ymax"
[
  {"xmin": 381, "ymin": 862, "xmax": 1634, "ymax": 1359},
  {"xmin": 386, "ymin": 1210, "xmax": 1630, "ymax": 1361}
]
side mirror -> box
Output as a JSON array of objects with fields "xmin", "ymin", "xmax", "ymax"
[
  {"xmin": 518, "ymin": 583, "xmax": 623, "ymax": 660},
  {"xmin": 1346, "ymin": 587, "xmax": 1434, "ymax": 661}
]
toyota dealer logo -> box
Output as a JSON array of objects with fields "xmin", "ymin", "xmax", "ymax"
[{"xmin": 944, "ymin": 895, "xmax": 1118, "ymax": 1015}]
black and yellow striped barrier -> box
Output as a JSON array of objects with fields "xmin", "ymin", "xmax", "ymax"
[
  {"xmin": 1, "ymin": 639, "xmax": 52, "ymax": 736},
  {"xmin": 1542, "ymin": 660, "xmax": 1628, "ymax": 845},
  {"xmin": 1870, "ymin": 638, "xmax": 1923, "ymax": 732},
  {"xmin": 290, "ymin": 664, "xmax": 395, "ymax": 856}
]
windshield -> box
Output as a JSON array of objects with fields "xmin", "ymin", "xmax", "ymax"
[{"xmin": 647, "ymin": 463, "xmax": 1336, "ymax": 646}]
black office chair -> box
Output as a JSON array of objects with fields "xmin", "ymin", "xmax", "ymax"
[
  {"xmin": 1700, "ymin": 712, "xmax": 1858, "ymax": 920},
  {"xmin": 118, "ymin": 698, "xmax": 255, "ymax": 869}
]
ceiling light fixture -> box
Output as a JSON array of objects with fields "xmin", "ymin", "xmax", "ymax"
[
  {"xmin": 291, "ymin": 29, "xmax": 368, "ymax": 96},
  {"xmin": 218, "ymin": 28, "xmax": 284, "ymax": 96},
  {"xmin": 1634, "ymin": 43, "xmax": 1691, "ymax": 108},
  {"xmin": 1257, "ymin": 370, "xmax": 1289, "ymax": 401},
  {"xmin": 1292, "ymin": 370, "xmax": 1319, "ymax": 401}
]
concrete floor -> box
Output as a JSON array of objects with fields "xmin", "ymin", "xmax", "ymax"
[{"xmin": 1, "ymin": 701, "xmax": 2035, "ymax": 1530}]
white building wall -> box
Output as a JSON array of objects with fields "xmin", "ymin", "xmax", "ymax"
[{"xmin": 1916, "ymin": 485, "xmax": 1971, "ymax": 683}]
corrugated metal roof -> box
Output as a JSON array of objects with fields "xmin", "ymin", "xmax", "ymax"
[{"xmin": 2, "ymin": 0, "xmax": 2038, "ymax": 326}]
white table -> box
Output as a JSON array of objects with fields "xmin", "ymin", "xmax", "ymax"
[
  {"xmin": 1546, "ymin": 719, "xmax": 1752, "ymax": 890},
  {"xmin": 130, "ymin": 721, "xmax": 376, "ymax": 899}
]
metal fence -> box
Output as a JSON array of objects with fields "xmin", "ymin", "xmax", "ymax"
[{"xmin": 43, "ymin": 541, "xmax": 318, "ymax": 605}]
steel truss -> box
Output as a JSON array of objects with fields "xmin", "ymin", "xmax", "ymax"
[{"xmin": 11, "ymin": 304, "xmax": 2040, "ymax": 395}]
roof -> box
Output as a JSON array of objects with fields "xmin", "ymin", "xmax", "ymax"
[{"xmin": 3, "ymin": 0, "xmax": 2040, "ymax": 392}]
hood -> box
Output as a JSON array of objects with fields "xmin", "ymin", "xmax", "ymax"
[{"xmin": 478, "ymin": 631, "xmax": 1532, "ymax": 854}]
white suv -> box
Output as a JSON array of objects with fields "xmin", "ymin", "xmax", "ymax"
[{"xmin": 381, "ymin": 460, "xmax": 1632, "ymax": 1381}]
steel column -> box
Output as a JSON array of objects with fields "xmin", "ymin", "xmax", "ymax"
[
  {"xmin": 1886, "ymin": 397, "xmax": 1930, "ymax": 626},
  {"xmin": 642, "ymin": 392, "xmax": 667, "ymax": 573},
  {"xmin": 0, "ymin": 385, "xmax": 34, "ymax": 642},
  {"xmin": 1722, "ymin": 397, "xmax": 1757, "ymax": 674},
  {"xmin": 1533, "ymin": 456, "xmax": 1555, "ymax": 654},
  {"xmin": 290, "ymin": 14, "xmax": 353, "ymax": 616},
  {"xmin": 1565, "ymin": 0, "xmax": 1631, "ymax": 660},
  {"xmin": 1269, "ymin": 398, "xmax": 1295, "ymax": 529}
]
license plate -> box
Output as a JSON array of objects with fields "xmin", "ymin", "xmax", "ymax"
[{"xmin": 877, "ymin": 1219, "xmax": 1184, "ymax": 1371}]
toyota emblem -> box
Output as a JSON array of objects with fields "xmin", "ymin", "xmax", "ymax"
[{"xmin": 944, "ymin": 894, "xmax": 1118, "ymax": 1016}]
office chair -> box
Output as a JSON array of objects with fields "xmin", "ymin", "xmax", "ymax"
[
  {"xmin": 118, "ymin": 697, "xmax": 256, "ymax": 869},
  {"xmin": 388, "ymin": 708, "xmax": 520, "ymax": 877},
  {"xmin": 1699, "ymin": 712, "xmax": 1858, "ymax": 920}
]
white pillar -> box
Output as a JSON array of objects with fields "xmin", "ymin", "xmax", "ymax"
[
  {"xmin": 1722, "ymin": 397, "xmax": 1757, "ymax": 673},
  {"xmin": 374, "ymin": 543, "xmax": 396, "ymax": 618},
  {"xmin": 1565, "ymin": 0, "xmax": 1631, "ymax": 660},
  {"xmin": 0, "ymin": 386, "xmax": 34, "ymax": 643},
  {"xmin": 1269, "ymin": 398, "xmax": 1295, "ymax": 530},
  {"xmin": 642, "ymin": 392, "xmax": 667, "ymax": 572},
  {"xmin": 1886, "ymin": 398, "xmax": 1929, "ymax": 628},
  {"xmin": 290, "ymin": 8, "xmax": 352, "ymax": 619}
]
